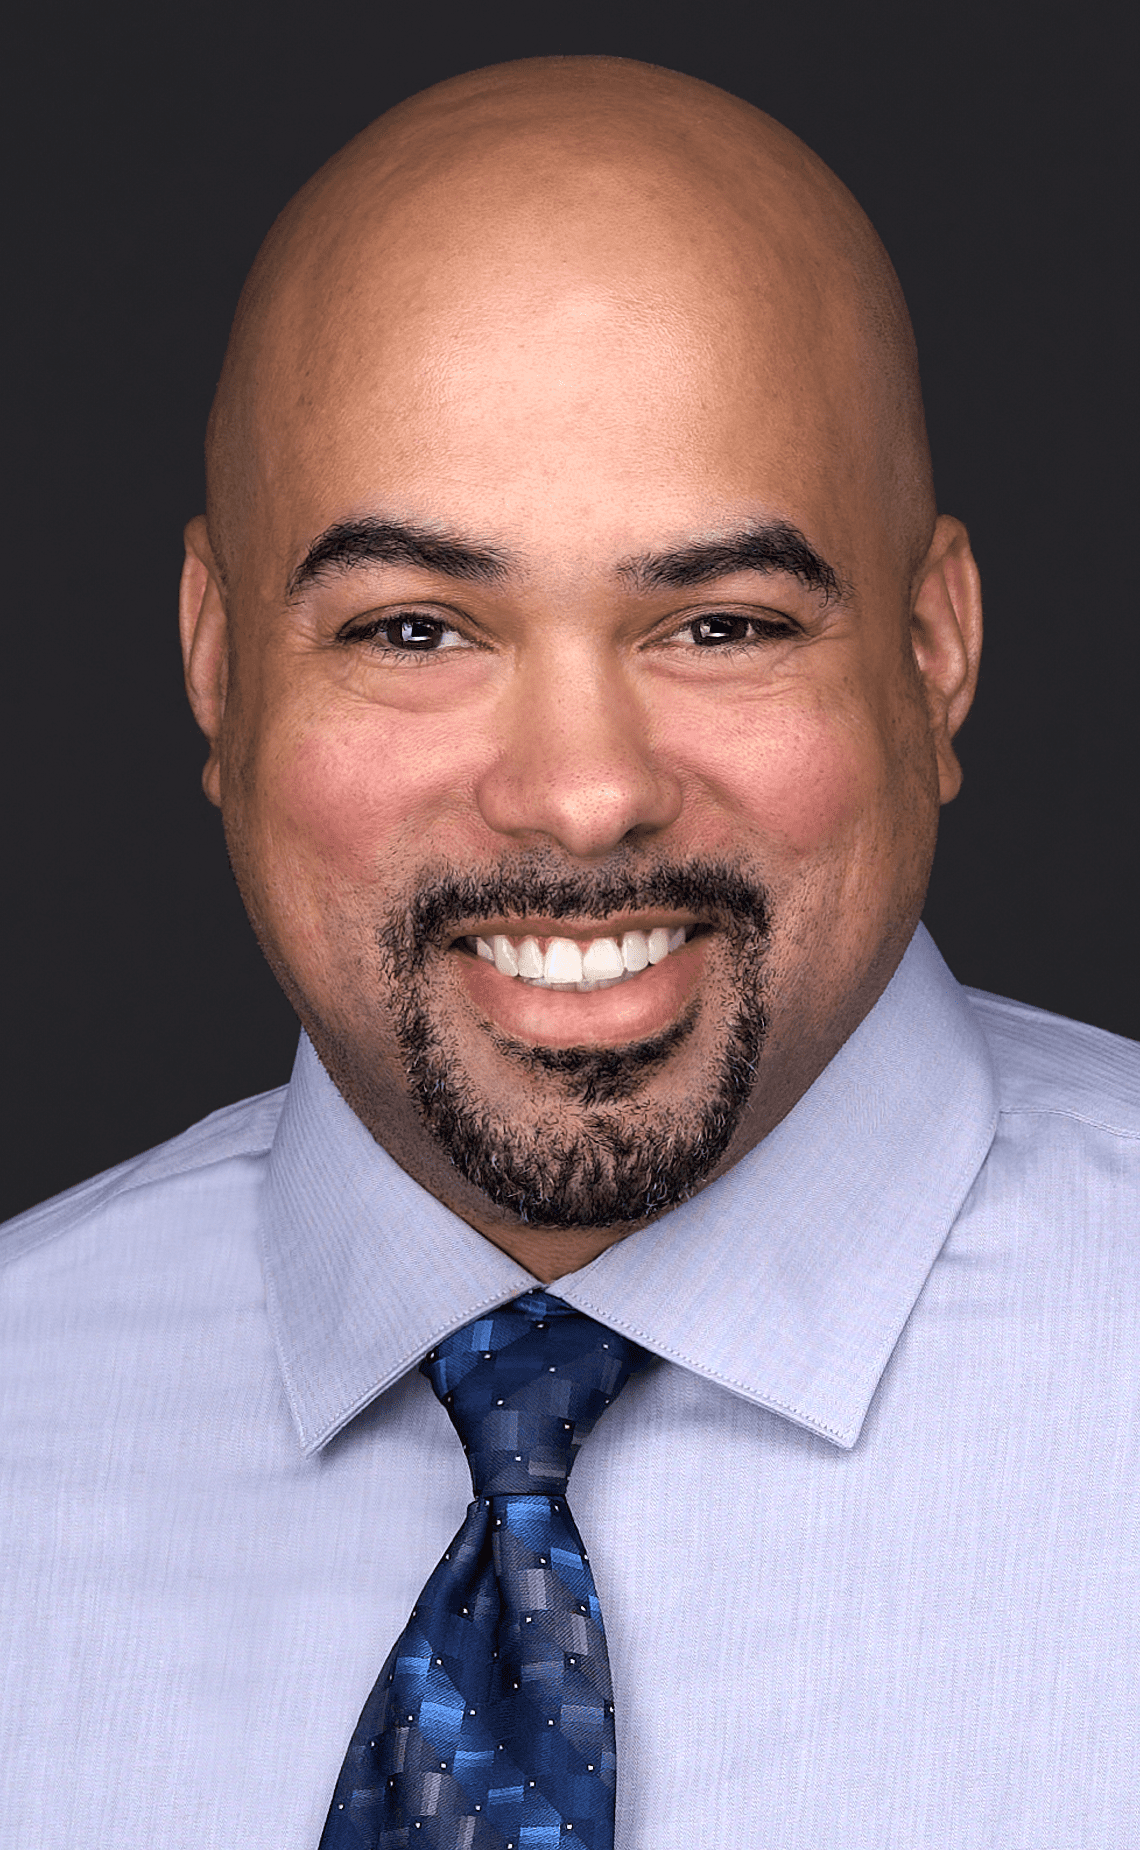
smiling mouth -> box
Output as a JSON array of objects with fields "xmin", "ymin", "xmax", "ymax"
[{"xmin": 461, "ymin": 923, "xmax": 699, "ymax": 991}]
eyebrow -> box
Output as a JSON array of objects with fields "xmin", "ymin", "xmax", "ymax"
[
  {"xmin": 617, "ymin": 521, "xmax": 846, "ymax": 601},
  {"xmin": 286, "ymin": 514, "xmax": 845, "ymax": 604},
  {"xmin": 286, "ymin": 519, "xmax": 513, "ymax": 598}
]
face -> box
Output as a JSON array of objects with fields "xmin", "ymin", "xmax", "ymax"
[{"xmin": 182, "ymin": 160, "xmax": 979, "ymax": 1271}]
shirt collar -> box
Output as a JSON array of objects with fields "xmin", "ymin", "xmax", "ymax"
[{"xmin": 262, "ymin": 925, "xmax": 998, "ymax": 1454}]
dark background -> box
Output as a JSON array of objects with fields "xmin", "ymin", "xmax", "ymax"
[{"xmin": 5, "ymin": 1, "xmax": 1135, "ymax": 1222}]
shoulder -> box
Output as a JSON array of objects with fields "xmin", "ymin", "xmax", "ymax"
[
  {"xmin": 965, "ymin": 986, "xmax": 1140, "ymax": 1140},
  {"xmin": 0, "ymin": 1085, "xmax": 289, "ymax": 1272},
  {"xmin": 953, "ymin": 992, "xmax": 1140, "ymax": 1330}
]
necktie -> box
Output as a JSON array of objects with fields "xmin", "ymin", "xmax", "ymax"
[{"xmin": 320, "ymin": 1289, "xmax": 647, "ymax": 1850}]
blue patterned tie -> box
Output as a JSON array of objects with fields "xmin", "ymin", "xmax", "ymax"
[{"xmin": 320, "ymin": 1290, "xmax": 648, "ymax": 1850}]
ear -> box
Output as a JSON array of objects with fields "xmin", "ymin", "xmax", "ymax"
[
  {"xmin": 909, "ymin": 514, "xmax": 983, "ymax": 804},
  {"xmin": 179, "ymin": 516, "xmax": 229, "ymax": 808}
]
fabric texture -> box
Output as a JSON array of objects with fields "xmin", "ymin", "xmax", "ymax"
[
  {"xmin": 2, "ymin": 927, "xmax": 1139, "ymax": 1849},
  {"xmin": 322, "ymin": 1292, "xmax": 647, "ymax": 1849}
]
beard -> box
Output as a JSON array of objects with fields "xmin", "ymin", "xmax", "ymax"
[{"xmin": 376, "ymin": 853, "xmax": 772, "ymax": 1229}]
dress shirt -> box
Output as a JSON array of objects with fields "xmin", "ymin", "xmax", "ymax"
[{"xmin": 2, "ymin": 925, "xmax": 1138, "ymax": 1849}]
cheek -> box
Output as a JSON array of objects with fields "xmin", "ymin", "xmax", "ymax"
[
  {"xmin": 247, "ymin": 704, "xmax": 475, "ymax": 891},
  {"xmin": 690, "ymin": 691, "xmax": 892, "ymax": 864}
]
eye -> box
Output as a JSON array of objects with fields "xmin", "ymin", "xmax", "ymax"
[
  {"xmin": 690, "ymin": 612, "xmax": 751, "ymax": 646},
  {"xmin": 338, "ymin": 609, "xmax": 471, "ymax": 655},
  {"xmin": 681, "ymin": 611, "xmax": 799, "ymax": 647},
  {"xmin": 381, "ymin": 615, "xmax": 455, "ymax": 651}
]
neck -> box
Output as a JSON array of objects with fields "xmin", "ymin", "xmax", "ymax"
[{"xmin": 459, "ymin": 1213, "xmax": 647, "ymax": 1283}]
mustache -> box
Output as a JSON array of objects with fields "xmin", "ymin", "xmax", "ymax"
[{"xmin": 381, "ymin": 855, "xmax": 774, "ymax": 972}]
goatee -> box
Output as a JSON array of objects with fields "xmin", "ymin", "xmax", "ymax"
[{"xmin": 378, "ymin": 856, "xmax": 772, "ymax": 1228}]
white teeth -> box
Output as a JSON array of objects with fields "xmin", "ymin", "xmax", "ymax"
[
  {"xmin": 516, "ymin": 936, "xmax": 545, "ymax": 980},
  {"xmin": 620, "ymin": 930, "xmax": 650, "ymax": 972},
  {"xmin": 471, "ymin": 924, "xmax": 691, "ymax": 988},
  {"xmin": 646, "ymin": 927, "xmax": 671, "ymax": 965},
  {"xmin": 582, "ymin": 937, "xmax": 625, "ymax": 981},
  {"xmin": 491, "ymin": 934, "xmax": 519, "ymax": 977},
  {"xmin": 543, "ymin": 938, "xmax": 584, "ymax": 984}
]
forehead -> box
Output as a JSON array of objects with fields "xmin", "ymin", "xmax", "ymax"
[{"xmin": 245, "ymin": 146, "xmax": 883, "ymax": 584}]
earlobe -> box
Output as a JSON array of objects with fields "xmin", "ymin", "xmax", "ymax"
[
  {"xmin": 179, "ymin": 516, "xmax": 229, "ymax": 807},
  {"xmin": 910, "ymin": 514, "xmax": 984, "ymax": 804}
]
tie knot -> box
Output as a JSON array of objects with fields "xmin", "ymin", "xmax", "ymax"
[{"xmin": 421, "ymin": 1292, "xmax": 646, "ymax": 1498}]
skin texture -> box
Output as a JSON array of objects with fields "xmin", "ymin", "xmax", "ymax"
[{"xmin": 180, "ymin": 57, "xmax": 982, "ymax": 1281}]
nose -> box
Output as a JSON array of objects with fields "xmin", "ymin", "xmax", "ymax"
[{"xmin": 473, "ymin": 652, "xmax": 682, "ymax": 859}]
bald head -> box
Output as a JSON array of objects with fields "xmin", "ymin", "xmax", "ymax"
[
  {"xmin": 205, "ymin": 56, "xmax": 933, "ymax": 590},
  {"xmin": 182, "ymin": 54, "xmax": 982, "ymax": 1263}
]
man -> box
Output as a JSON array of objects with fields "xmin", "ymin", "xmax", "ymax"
[{"xmin": 2, "ymin": 54, "xmax": 1136, "ymax": 1850}]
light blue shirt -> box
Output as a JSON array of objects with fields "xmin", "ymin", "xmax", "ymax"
[{"xmin": 2, "ymin": 926, "xmax": 1138, "ymax": 1848}]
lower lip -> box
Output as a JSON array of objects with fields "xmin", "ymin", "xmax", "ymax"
[{"xmin": 453, "ymin": 937, "xmax": 707, "ymax": 1049}]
